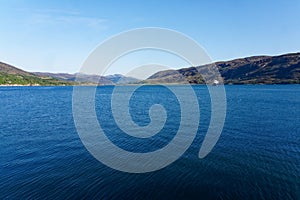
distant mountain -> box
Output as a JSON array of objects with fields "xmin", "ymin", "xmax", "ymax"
[
  {"xmin": 0, "ymin": 62, "xmax": 74, "ymax": 86},
  {"xmin": 33, "ymin": 72, "xmax": 114, "ymax": 85},
  {"xmin": 1, "ymin": 52, "xmax": 299, "ymax": 86},
  {"xmin": 105, "ymin": 74, "xmax": 140, "ymax": 84},
  {"xmin": 33, "ymin": 72, "xmax": 77, "ymax": 81},
  {"xmin": 34, "ymin": 72, "xmax": 140, "ymax": 85},
  {"xmin": 146, "ymin": 53, "xmax": 300, "ymax": 84}
]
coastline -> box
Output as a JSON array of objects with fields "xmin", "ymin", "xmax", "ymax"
[
  {"xmin": 0, "ymin": 83, "xmax": 299, "ymax": 87},
  {"xmin": 0, "ymin": 84, "xmax": 41, "ymax": 87}
]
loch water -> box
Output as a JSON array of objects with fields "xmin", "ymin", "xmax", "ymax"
[{"xmin": 0, "ymin": 85, "xmax": 299, "ymax": 199}]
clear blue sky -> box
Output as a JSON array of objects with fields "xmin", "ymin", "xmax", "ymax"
[{"xmin": 1, "ymin": 0, "xmax": 300, "ymax": 74}]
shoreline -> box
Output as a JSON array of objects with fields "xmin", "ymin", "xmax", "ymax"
[
  {"xmin": 0, "ymin": 84, "xmax": 41, "ymax": 87},
  {"xmin": 0, "ymin": 83, "xmax": 299, "ymax": 87}
]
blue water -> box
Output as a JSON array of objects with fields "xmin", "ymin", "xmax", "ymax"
[{"xmin": 0, "ymin": 85, "xmax": 299, "ymax": 199}]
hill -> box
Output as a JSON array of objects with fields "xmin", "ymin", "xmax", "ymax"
[
  {"xmin": 104, "ymin": 74, "xmax": 140, "ymax": 84},
  {"xmin": 0, "ymin": 62, "xmax": 74, "ymax": 86},
  {"xmin": 34, "ymin": 72, "xmax": 140, "ymax": 85},
  {"xmin": 146, "ymin": 53, "xmax": 300, "ymax": 84},
  {"xmin": 0, "ymin": 61, "xmax": 139, "ymax": 86},
  {"xmin": 1, "ymin": 52, "xmax": 300, "ymax": 86},
  {"xmin": 33, "ymin": 72, "xmax": 114, "ymax": 85}
]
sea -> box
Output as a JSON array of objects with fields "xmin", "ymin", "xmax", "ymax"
[{"xmin": 0, "ymin": 85, "xmax": 299, "ymax": 199}]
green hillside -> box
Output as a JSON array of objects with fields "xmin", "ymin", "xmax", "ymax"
[
  {"xmin": 0, "ymin": 62, "xmax": 74, "ymax": 86},
  {"xmin": 0, "ymin": 73, "xmax": 74, "ymax": 86}
]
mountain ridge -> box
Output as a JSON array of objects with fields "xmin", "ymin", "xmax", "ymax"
[
  {"xmin": 33, "ymin": 72, "xmax": 140, "ymax": 85},
  {"xmin": 1, "ymin": 52, "xmax": 300, "ymax": 85},
  {"xmin": 146, "ymin": 52, "xmax": 300, "ymax": 84},
  {"xmin": 0, "ymin": 62, "xmax": 75, "ymax": 86}
]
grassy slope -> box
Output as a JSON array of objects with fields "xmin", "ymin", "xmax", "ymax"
[
  {"xmin": 0, "ymin": 61, "xmax": 75, "ymax": 86},
  {"xmin": 0, "ymin": 73, "xmax": 75, "ymax": 86}
]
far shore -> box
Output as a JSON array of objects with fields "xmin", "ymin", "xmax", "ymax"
[
  {"xmin": 0, "ymin": 83, "xmax": 299, "ymax": 87},
  {"xmin": 0, "ymin": 84, "xmax": 41, "ymax": 87}
]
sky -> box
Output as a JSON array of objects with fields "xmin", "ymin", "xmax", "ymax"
[{"xmin": 1, "ymin": 0, "xmax": 300, "ymax": 76}]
